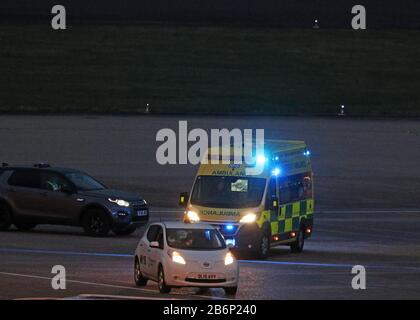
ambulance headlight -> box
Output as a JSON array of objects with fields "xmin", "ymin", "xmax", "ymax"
[
  {"xmin": 172, "ymin": 251, "xmax": 186, "ymax": 265},
  {"xmin": 224, "ymin": 252, "xmax": 235, "ymax": 266},
  {"xmin": 240, "ymin": 213, "xmax": 257, "ymax": 223},
  {"xmin": 186, "ymin": 210, "xmax": 200, "ymax": 222},
  {"xmin": 108, "ymin": 198, "xmax": 130, "ymax": 207}
]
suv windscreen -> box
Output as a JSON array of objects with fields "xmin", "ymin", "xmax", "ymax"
[
  {"xmin": 65, "ymin": 172, "xmax": 105, "ymax": 191},
  {"xmin": 8, "ymin": 170, "xmax": 41, "ymax": 189},
  {"xmin": 166, "ymin": 228, "xmax": 226, "ymax": 250},
  {"xmin": 191, "ymin": 176, "xmax": 266, "ymax": 208}
]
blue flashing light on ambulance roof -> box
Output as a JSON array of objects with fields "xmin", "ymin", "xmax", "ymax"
[{"xmin": 303, "ymin": 150, "xmax": 311, "ymax": 157}]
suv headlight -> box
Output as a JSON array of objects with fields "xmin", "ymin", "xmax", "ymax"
[
  {"xmin": 108, "ymin": 198, "xmax": 130, "ymax": 207},
  {"xmin": 240, "ymin": 213, "xmax": 257, "ymax": 223}
]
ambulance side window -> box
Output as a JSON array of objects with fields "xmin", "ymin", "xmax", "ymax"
[
  {"xmin": 278, "ymin": 177, "xmax": 292, "ymax": 204},
  {"xmin": 265, "ymin": 178, "xmax": 277, "ymax": 209},
  {"xmin": 279, "ymin": 174, "xmax": 308, "ymax": 204}
]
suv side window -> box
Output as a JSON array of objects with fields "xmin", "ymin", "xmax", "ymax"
[
  {"xmin": 8, "ymin": 169, "xmax": 41, "ymax": 189},
  {"xmin": 146, "ymin": 225, "xmax": 159, "ymax": 242},
  {"xmin": 40, "ymin": 171, "xmax": 72, "ymax": 192}
]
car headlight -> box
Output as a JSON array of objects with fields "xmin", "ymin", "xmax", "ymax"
[
  {"xmin": 224, "ymin": 252, "xmax": 235, "ymax": 265},
  {"xmin": 172, "ymin": 251, "xmax": 186, "ymax": 265},
  {"xmin": 186, "ymin": 210, "xmax": 200, "ymax": 222},
  {"xmin": 108, "ymin": 198, "xmax": 130, "ymax": 207},
  {"xmin": 240, "ymin": 213, "xmax": 257, "ymax": 223}
]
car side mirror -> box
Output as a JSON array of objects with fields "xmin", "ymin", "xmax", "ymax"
[
  {"xmin": 179, "ymin": 192, "xmax": 189, "ymax": 208},
  {"xmin": 150, "ymin": 241, "xmax": 160, "ymax": 248},
  {"xmin": 270, "ymin": 197, "xmax": 279, "ymax": 210}
]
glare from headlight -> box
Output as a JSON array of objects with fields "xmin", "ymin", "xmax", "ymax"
[
  {"xmin": 224, "ymin": 252, "xmax": 235, "ymax": 265},
  {"xmin": 240, "ymin": 213, "xmax": 257, "ymax": 223},
  {"xmin": 186, "ymin": 210, "xmax": 200, "ymax": 222},
  {"xmin": 108, "ymin": 198, "xmax": 130, "ymax": 207},
  {"xmin": 172, "ymin": 251, "xmax": 186, "ymax": 265}
]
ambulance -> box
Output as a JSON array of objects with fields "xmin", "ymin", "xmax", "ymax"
[{"xmin": 179, "ymin": 140, "xmax": 314, "ymax": 259}]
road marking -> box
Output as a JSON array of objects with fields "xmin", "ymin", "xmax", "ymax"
[
  {"xmin": 0, "ymin": 271, "xmax": 232, "ymax": 300},
  {"xmin": 0, "ymin": 247, "xmax": 132, "ymax": 258}
]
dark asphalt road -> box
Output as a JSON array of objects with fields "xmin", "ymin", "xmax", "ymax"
[
  {"xmin": 1, "ymin": 116, "xmax": 419, "ymax": 299},
  {"xmin": 1, "ymin": 208, "xmax": 419, "ymax": 300}
]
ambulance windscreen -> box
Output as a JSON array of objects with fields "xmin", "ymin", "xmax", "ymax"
[{"xmin": 190, "ymin": 176, "xmax": 266, "ymax": 208}]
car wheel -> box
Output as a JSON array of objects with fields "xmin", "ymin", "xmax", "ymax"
[
  {"xmin": 224, "ymin": 286, "xmax": 238, "ymax": 296},
  {"xmin": 256, "ymin": 232, "xmax": 270, "ymax": 260},
  {"xmin": 113, "ymin": 226, "xmax": 137, "ymax": 236},
  {"xmin": 82, "ymin": 209, "xmax": 111, "ymax": 237},
  {"xmin": 290, "ymin": 230, "xmax": 305, "ymax": 253},
  {"xmin": 0, "ymin": 203, "xmax": 12, "ymax": 231},
  {"xmin": 14, "ymin": 222, "xmax": 37, "ymax": 231},
  {"xmin": 134, "ymin": 257, "xmax": 148, "ymax": 286},
  {"xmin": 157, "ymin": 265, "xmax": 171, "ymax": 294}
]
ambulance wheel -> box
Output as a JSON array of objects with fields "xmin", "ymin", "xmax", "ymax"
[
  {"xmin": 134, "ymin": 257, "xmax": 148, "ymax": 286},
  {"xmin": 257, "ymin": 232, "xmax": 270, "ymax": 259},
  {"xmin": 290, "ymin": 230, "xmax": 305, "ymax": 253},
  {"xmin": 0, "ymin": 203, "xmax": 12, "ymax": 231},
  {"xmin": 224, "ymin": 286, "xmax": 238, "ymax": 296},
  {"xmin": 158, "ymin": 265, "xmax": 171, "ymax": 294}
]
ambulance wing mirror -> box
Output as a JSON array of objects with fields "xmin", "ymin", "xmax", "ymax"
[
  {"xmin": 179, "ymin": 192, "xmax": 189, "ymax": 208},
  {"xmin": 270, "ymin": 197, "xmax": 279, "ymax": 210}
]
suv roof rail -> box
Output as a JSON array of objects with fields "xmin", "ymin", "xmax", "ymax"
[
  {"xmin": 33, "ymin": 163, "xmax": 51, "ymax": 168},
  {"xmin": 1, "ymin": 162, "xmax": 8, "ymax": 167}
]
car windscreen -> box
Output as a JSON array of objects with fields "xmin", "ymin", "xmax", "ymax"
[
  {"xmin": 166, "ymin": 228, "xmax": 226, "ymax": 250},
  {"xmin": 190, "ymin": 176, "xmax": 266, "ymax": 208},
  {"xmin": 65, "ymin": 172, "xmax": 106, "ymax": 191}
]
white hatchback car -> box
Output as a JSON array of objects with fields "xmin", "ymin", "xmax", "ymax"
[{"xmin": 134, "ymin": 221, "xmax": 239, "ymax": 295}]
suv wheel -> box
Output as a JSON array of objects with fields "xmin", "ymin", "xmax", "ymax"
[
  {"xmin": 14, "ymin": 222, "xmax": 37, "ymax": 231},
  {"xmin": 113, "ymin": 226, "xmax": 137, "ymax": 236},
  {"xmin": 0, "ymin": 203, "xmax": 12, "ymax": 231},
  {"xmin": 82, "ymin": 209, "xmax": 111, "ymax": 237}
]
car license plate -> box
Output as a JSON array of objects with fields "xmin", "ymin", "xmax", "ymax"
[
  {"xmin": 136, "ymin": 210, "xmax": 148, "ymax": 217},
  {"xmin": 197, "ymin": 273, "xmax": 218, "ymax": 280}
]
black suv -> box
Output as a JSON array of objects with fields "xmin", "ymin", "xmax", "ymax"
[{"xmin": 0, "ymin": 164, "xmax": 149, "ymax": 236}]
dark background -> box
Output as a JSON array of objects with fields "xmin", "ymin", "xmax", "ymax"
[{"xmin": 1, "ymin": 0, "xmax": 419, "ymax": 28}]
